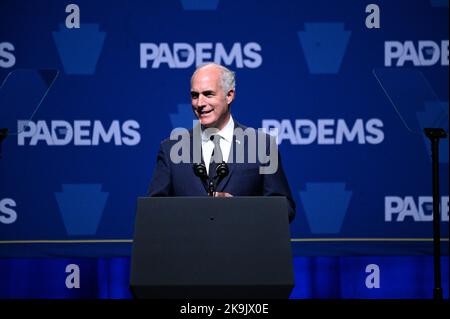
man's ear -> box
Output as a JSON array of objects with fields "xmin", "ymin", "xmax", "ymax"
[{"xmin": 226, "ymin": 89, "xmax": 235, "ymax": 105}]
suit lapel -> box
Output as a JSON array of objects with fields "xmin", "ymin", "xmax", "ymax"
[
  {"xmin": 189, "ymin": 125, "xmax": 209, "ymax": 194},
  {"xmin": 216, "ymin": 122, "xmax": 245, "ymax": 192},
  {"xmin": 190, "ymin": 123, "xmax": 203, "ymax": 164}
]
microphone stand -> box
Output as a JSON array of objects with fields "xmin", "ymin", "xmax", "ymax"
[
  {"xmin": 208, "ymin": 179, "xmax": 215, "ymax": 197},
  {"xmin": 193, "ymin": 162, "xmax": 229, "ymax": 197},
  {"xmin": 207, "ymin": 174, "xmax": 225, "ymax": 196},
  {"xmin": 423, "ymin": 128, "xmax": 447, "ymax": 300},
  {"xmin": 209, "ymin": 162, "xmax": 229, "ymax": 196}
]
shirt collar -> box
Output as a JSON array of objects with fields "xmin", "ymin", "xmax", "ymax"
[{"xmin": 201, "ymin": 115, "xmax": 234, "ymax": 143}]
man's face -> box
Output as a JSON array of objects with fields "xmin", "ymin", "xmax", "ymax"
[{"xmin": 191, "ymin": 66, "xmax": 234, "ymax": 130}]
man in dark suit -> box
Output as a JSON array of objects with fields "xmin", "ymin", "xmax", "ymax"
[{"xmin": 148, "ymin": 63, "xmax": 296, "ymax": 222}]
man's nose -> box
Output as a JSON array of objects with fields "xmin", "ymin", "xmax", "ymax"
[{"xmin": 197, "ymin": 94, "xmax": 206, "ymax": 107}]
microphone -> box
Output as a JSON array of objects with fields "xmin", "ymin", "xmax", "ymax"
[
  {"xmin": 193, "ymin": 163, "xmax": 207, "ymax": 179},
  {"xmin": 193, "ymin": 162, "xmax": 229, "ymax": 196},
  {"xmin": 211, "ymin": 161, "xmax": 229, "ymax": 196},
  {"xmin": 193, "ymin": 163, "xmax": 213, "ymax": 196},
  {"xmin": 215, "ymin": 162, "xmax": 229, "ymax": 179}
]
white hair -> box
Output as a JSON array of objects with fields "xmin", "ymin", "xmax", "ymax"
[{"xmin": 191, "ymin": 63, "xmax": 236, "ymax": 93}]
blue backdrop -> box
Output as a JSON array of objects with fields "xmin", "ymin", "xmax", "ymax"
[{"xmin": 0, "ymin": 0, "xmax": 448, "ymax": 298}]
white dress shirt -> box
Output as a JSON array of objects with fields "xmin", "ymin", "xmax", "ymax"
[{"xmin": 201, "ymin": 115, "xmax": 234, "ymax": 175}]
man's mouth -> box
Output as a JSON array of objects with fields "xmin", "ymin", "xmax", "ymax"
[{"xmin": 199, "ymin": 109, "xmax": 213, "ymax": 116}]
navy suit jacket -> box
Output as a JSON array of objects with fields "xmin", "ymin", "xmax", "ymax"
[{"xmin": 148, "ymin": 121, "xmax": 296, "ymax": 223}]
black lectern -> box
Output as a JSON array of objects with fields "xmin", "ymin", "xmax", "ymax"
[{"xmin": 129, "ymin": 197, "xmax": 294, "ymax": 299}]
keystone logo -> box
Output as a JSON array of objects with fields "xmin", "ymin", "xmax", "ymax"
[
  {"xmin": 299, "ymin": 183, "xmax": 352, "ymax": 234},
  {"xmin": 417, "ymin": 101, "xmax": 449, "ymax": 163},
  {"xmin": 298, "ymin": 23, "xmax": 351, "ymax": 74},
  {"xmin": 180, "ymin": 0, "xmax": 220, "ymax": 10},
  {"xmin": 52, "ymin": 24, "xmax": 106, "ymax": 75},
  {"xmin": 170, "ymin": 104, "xmax": 198, "ymax": 129},
  {"xmin": 55, "ymin": 184, "xmax": 108, "ymax": 235}
]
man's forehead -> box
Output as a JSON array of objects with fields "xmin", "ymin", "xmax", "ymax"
[
  {"xmin": 192, "ymin": 65, "xmax": 221, "ymax": 80},
  {"xmin": 191, "ymin": 73, "xmax": 221, "ymax": 90},
  {"xmin": 194, "ymin": 64, "xmax": 222, "ymax": 76}
]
